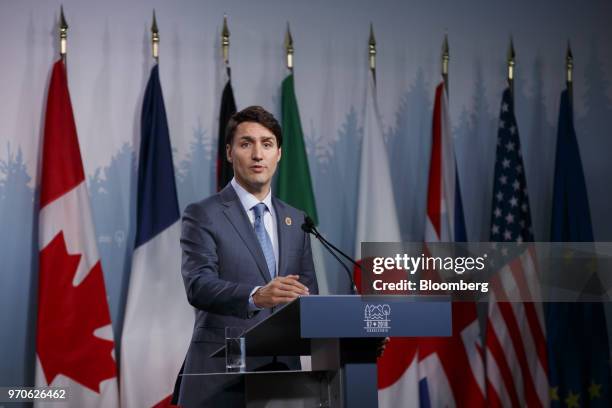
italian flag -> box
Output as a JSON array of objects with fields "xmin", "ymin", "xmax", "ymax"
[{"xmin": 276, "ymin": 73, "xmax": 329, "ymax": 294}]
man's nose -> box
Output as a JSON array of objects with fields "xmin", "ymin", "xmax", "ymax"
[{"xmin": 251, "ymin": 143, "xmax": 263, "ymax": 160}]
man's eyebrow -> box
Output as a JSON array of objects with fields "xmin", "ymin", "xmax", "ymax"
[{"xmin": 237, "ymin": 135, "xmax": 275, "ymax": 142}]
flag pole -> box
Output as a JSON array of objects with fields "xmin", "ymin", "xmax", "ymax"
[
  {"xmin": 368, "ymin": 23, "xmax": 376, "ymax": 83},
  {"xmin": 59, "ymin": 6, "xmax": 68, "ymax": 68},
  {"xmin": 566, "ymin": 40, "xmax": 574, "ymax": 103},
  {"xmin": 222, "ymin": 15, "xmax": 231, "ymax": 77},
  {"xmin": 285, "ymin": 22, "xmax": 294, "ymax": 73},
  {"xmin": 151, "ymin": 10, "xmax": 159, "ymax": 63},
  {"xmin": 442, "ymin": 34, "xmax": 449, "ymax": 93},
  {"xmin": 507, "ymin": 36, "xmax": 515, "ymax": 98}
]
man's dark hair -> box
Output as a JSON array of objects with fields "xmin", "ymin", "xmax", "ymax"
[{"xmin": 225, "ymin": 106, "xmax": 283, "ymax": 147}]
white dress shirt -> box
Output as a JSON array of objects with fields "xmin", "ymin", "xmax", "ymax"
[
  {"xmin": 230, "ymin": 178, "xmax": 279, "ymax": 311},
  {"xmin": 230, "ymin": 178, "xmax": 279, "ymax": 275}
]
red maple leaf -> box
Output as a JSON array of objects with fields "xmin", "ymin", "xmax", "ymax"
[{"xmin": 37, "ymin": 231, "xmax": 117, "ymax": 392}]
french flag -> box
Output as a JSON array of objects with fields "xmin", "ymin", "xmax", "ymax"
[{"xmin": 120, "ymin": 64, "xmax": 193, "ymax": 407}]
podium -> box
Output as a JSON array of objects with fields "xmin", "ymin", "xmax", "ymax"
[{"xmin": 180, "ymin": 295, "xmax": 451, "ymax": 407}]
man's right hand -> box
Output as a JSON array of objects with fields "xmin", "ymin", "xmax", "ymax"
[{"xmin": 253, "ymin": 274, "xmax": 310, "ymax": 308}]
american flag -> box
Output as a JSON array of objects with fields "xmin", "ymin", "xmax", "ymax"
[{"xmin": 485, "ymin": 88, "xmax": 549, "ymax": 407}]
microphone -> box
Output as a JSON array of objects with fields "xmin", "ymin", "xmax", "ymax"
[
  {"xmin": 301, "ymin": 216, "xmax": 316, "ymax": 233},
  {"xmin": 302, "ymin": 215, "xmax": 359, "ymax": 294}
]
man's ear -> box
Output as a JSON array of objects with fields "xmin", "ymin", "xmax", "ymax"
[
  {"xmin": 226, "ymin": 144, "xmax": 232, "ymax": 163},
  {"xmin": 277, "ymin": 147, "xmax": 282, "ymax": 162}
]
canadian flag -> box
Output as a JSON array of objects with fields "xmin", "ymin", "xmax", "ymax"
[{"xmin": 35, "ymin": 60, "xmax": 119, "ymax": 407}]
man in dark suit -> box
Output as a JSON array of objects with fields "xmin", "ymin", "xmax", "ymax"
[{"xmin": 176, "ymin": 106, "xmax": 318, "ymax": 407}]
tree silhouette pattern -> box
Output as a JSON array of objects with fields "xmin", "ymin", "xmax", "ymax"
[
  {"xmin": 0, "ymin": 144, "xmax": 35, "ymax": 388},
  {"xmin": 386, "ymin": 68, "xmax": 432, "ymax": 242},
  {"xmin": 576, "ymin": 40, "xmax": 612, "ymax": 239},
  {"xmin": 2, "ymin": 50, "xmax": 612, "ymax": 389}
]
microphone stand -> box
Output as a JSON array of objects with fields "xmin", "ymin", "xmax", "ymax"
[{"xmin": 302, "ymin": 217, "xmax": 359, "ymax": 294}]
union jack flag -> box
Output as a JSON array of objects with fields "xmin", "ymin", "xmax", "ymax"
[
  {"xmin": 417, "ymin": 82, "xmax": 486, "ymax": 407},
  {"xmin": 378, "ymin": 82, "xmax": 486, "ymax": 407}
]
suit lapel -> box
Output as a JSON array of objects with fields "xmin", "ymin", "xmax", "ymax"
[
  {"xmin": 220, "ymin": 185, "xmax": 271, "ymax": 284},
  {"xmin": 273, "ymin": 197, "xmax": 290, "ymax": 278}
]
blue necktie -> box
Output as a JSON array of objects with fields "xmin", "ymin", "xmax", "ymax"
[{"xmin": 252, "ymin": 203, "xmax": 276, "ymax": 279}]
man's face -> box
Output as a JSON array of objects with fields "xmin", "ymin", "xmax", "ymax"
[{"xmin": 227, "ymin": 121, "xmax": 281, "ymax": 193}]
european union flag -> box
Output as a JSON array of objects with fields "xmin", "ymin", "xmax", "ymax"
[{"xmin": 546, "ymin": 89, "xmax": 610, "ymax": 407}]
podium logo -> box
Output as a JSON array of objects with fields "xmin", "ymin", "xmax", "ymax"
[{"xmin": 364, "ymin": 304, "xmax": 391, "ymax": 333}]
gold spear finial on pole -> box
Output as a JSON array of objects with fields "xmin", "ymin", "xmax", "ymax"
[
  {"xmin": 151, "ymin": 10, "xmax": 159, "ymax": 62},
  {"xmin": 442, "ymin": 34, "xmax": 449, "ymax": 91},
  {"xmin": 285, "ymin": 22, "xmax": 294, "ymax": 71},
  {"xmin": 59, "ymin": 5, "xmax": 68, "ymax": 64},
  {"xmin": 368, "ymin": 23, "xmax": 376, "ymax": 76},
  {"xmin": 507, "ymin": 36, "xmax": 516, "ymax": 95},
  {"xmin": 221, "ymin": 15, "xmax": 230, "ymax": 66},
  {"xmin": 566, "ymin": 40, "xmax": 574, "ymax": 100}
]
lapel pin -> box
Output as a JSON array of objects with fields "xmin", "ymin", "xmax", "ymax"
[{"xmin": 285, "ymin": 217, "xmax": 292, "ymax": 226}]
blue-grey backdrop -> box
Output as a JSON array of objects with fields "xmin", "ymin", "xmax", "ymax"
[{"xmin": 1, "ymin": 0, "xmax": 611, "ymax": 391}]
